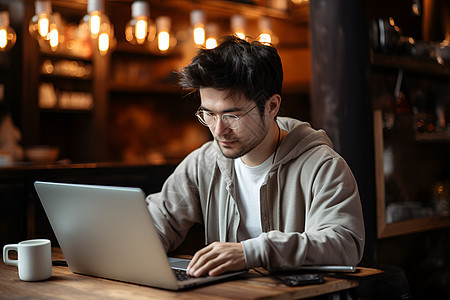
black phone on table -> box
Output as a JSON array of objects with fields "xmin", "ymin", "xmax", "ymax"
[{"xmin": 273, "ymin": 273, "xmax": 324, "ymax": 287}]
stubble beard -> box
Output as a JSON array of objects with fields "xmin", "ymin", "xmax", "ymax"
[
  {"xmin": 215, "ymin": 137, "xmax": 249, "ymax": 159},
  {"xmin": 215, "ymin": 123, "xmax": 267, "ymax": 159}
]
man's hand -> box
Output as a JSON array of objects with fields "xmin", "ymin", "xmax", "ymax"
[{"xmin": 186, "ymin": 242, "xmax": 246, "ymax": 277}]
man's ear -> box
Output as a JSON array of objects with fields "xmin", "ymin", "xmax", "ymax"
[{"xmin": 266, "ymin": 94, "xmax": 281, "ymax": 119}]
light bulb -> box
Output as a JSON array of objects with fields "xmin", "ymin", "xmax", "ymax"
[
  {"xmin": 411, "ymin": 0, "xmax": 421, "ymax": 16},
  {"xmin": 231, "ymin": 15, "xmax": 246, "ymax": 40},
  {"xmin": 136, "ymin": 19, "xmax": 147, "ymax": 40},
  {"xmin": 80, "ymin": 0, "xmax": 114, "ymax": 55},
  {"xmin": 193, "ymin": 27, "xmax": 205, "ymax": 45},
  {"xmin": 97, "ymin": 30, "xmax": 116, "ymax": 56},
  {"xmin": 90, "ymin": 13, "xmax": 101, "ymax": 36},
  {"xmin": 205, "ymin": 37, "xmax": 217, "ymax": 49},
  {"xmin": 259, "ymin": 33, "xmax": 271, "ymax": 44},
  {"xmin": 80, "ymin": 0, "xmax": 112, "ymax": 39},
  {"xmin": 48, "ymin": 12, "xmax": 62, "ymax": 51},
  {"xmin": 155, "ymin": 16, "xmax": 175, "ymax": 53},
  {"xmin": 39, "ymin": 16, "xmax": 49, "ymax": 37},
  {"xmin": 158, "ymin": 31, "xmax": 169, "ymax": 52},
  {"xmin": 0, "ymin": 11, "xmax": 16, "ymax": 52},
  {"xmin": 98, "ymin": 32, "xmax": 109, "ymax": 53},
  {"xmin": 190, "ymin": 10, "xmax": 205, "ymax": 46},
  {"xmin": 125, "ymin": 1, "xmax": 156, "ymax": 45},
  {"xmin": 29, "ymin": 1, "xmax": 52, "ymax": 40},
  {"xmin": 0, "ymin": 29, "xmax": 7, "ymax": 48},
  {"xmin": 205, "ymin": 23, "xmax": 219, "ymax": 50},
  {"xmin": 48, "ymin": 25, "xmax": 58, "ymax": 48},
  {"xmin": 258, "ymin": 17, "xmax": 273, "ymax": 45}
]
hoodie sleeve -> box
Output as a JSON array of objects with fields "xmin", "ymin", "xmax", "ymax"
[
  {"xmin": 145, "ymin": 148, "xmax": 205, "ymax": 253},
  {"xmin": 241, "ymin": 155, "xmax": 365, "ymax": 271}
]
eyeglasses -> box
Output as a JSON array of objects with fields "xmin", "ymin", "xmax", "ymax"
[{"xmin": 195, "ymin": 104, "xmax": 258, "ymax": 130}]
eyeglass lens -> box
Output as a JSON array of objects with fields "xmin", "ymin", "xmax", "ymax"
[
  {"xmin": 197, "ymin": 111, "xmax": 239, "ymax": 129},
  {"xmin": 195, "ymin": 104, "xmax": 257, "ymax": 130}
]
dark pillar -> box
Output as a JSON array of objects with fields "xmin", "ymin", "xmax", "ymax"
[{"xmin": 309, "ymin": 0, "xmax": 376, "ymax": 261}]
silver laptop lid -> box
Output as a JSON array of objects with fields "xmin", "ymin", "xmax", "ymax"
[{"xmin": 34, "ymin": 181, "xmax": 180, "ymax": 290}]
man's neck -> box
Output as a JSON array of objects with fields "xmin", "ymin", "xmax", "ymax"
[{"xmin": 240, "ymin": 121, "xmax": 284, "ymax": 167}]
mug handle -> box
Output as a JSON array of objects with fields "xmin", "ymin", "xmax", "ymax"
[{"xmin": 2, "ymin": 244, "xmax": 19, "ymax": 267}]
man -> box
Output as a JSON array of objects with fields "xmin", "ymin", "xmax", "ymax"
[{"xmin": 146, "ymin": 35, "xmax": 365, "ymax": 277}]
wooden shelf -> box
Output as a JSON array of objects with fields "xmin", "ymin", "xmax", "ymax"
[
  {"xmin": 109, "ymin": 81, "xmax": 182, "ymax": 95},
  {"xmin": 378, "ymin": 215, "xmax": 450, "ymax": 239},
  {"xmin": 371, "ymin": 53, "xmax": 450, "ymax": 78},
  {"xmin": 40, "ymin": 50, "xmax": 92, "ymax": 62},
  {"xmin": 39, "ymin": 108, "xmax": 93, "ymax": 114},
  {"xmin": 40, "ymin": 74, "xmax": 93, "ymax": 81},
  {"xmin": 113, "ymin": 42, "xmax": 183, "ymax": 58},
  {"xmin": 415, "ymin": 132, "xmax": 450, "ymax": 142},
  {"xmin": 374, "ymin": 110, "xmax": 450, "ymax": 238},
  {"xmin": 150, "ymin": 0, "xmax": 289, "ymax": 19}
]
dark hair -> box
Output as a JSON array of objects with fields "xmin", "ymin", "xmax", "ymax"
[{"xmin": 179, "ymin": 35, "xmax": 283, "ymax": 113}]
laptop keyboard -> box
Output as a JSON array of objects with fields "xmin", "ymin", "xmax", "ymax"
[
  {"xmin": 172, "ymin": 268, "xmax": 207, "ymax": 281},
  {"xmin": 172, "ymin": 268, "xmax": 193, "ymax": 281}
]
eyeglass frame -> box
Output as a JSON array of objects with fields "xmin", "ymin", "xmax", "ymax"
[{"xmin": 195, "ymin": 104, "xmax": 258, "ymax": 130}]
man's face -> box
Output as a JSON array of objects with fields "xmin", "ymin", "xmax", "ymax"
[{"xmin": 199, "ymin": 88, "xmax": 269, "ymax": 160}]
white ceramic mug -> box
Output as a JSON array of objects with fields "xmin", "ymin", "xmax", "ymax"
[{"xmin": 3, "ymin": 239, "xmax": 52, "ymax": 281}]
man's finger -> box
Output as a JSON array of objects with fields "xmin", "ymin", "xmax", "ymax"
[
  {"xmin": 187, "ymin": 242, "xmax": 245, "ymax": 277},
  {"xmin": 186, "ymin": 242, "xmax": 217, "ymax": 275}
]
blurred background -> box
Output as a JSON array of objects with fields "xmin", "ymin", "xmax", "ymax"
[{"xmin": 0, "ymin": 0, "xmax": 449, "ymax": 298}]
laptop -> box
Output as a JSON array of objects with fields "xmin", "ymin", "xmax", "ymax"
[{"xmin": 34, "ymin": 181, "xmax": 246, "ymax": 290}]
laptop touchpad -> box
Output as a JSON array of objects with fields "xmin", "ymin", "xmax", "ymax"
[{"xmin": 168, "ymin": 258, "xmax": 190, "ymax": 270}]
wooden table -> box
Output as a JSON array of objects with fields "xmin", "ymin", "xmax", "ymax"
[{"xmin": 0, "ymin": 248, "xmax": 381, "ymax": 299}]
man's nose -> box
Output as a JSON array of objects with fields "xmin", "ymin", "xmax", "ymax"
[{"xmin": 213, "ymin": 117, "xmax": 230, "ymax": 136}]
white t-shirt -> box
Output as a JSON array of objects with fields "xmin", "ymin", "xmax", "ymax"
[{"xmin": 234, "ymin": 154, "xmax": 274, "ymax": 241}]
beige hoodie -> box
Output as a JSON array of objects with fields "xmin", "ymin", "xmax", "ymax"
[{"xmin": 146, "ymin": 117, "xmax": 365, "ymax": 271}]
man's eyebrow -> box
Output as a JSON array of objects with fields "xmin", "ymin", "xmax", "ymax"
[{"xmin": 199, "ymin": 106, "xmax": 243, "ymax": 113}]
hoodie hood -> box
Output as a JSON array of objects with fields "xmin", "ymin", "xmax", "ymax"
[
  {"xmin": 214, "ymin": 117, "xmax": 334, "ymax": 178},
  {"xmin": 274, "ymin": 117, "xmax": 334, "ymax": 167}
]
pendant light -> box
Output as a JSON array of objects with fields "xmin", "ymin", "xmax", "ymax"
[
  {"xmin": 80, "ymin": 0, "xmax": 114, "ymax": 55},
  {"xmin": 29, "ymin": 1, "xmax": 62, "ymax": 51},
  {"xmin": 48, "ymin": 12, "xmax": 61, "ymax": 51},
  {"xmin": 190, "ymin": 9, "xmax": 205, "ymax": 46},
  {"xmin": 155, "ymin": 16, "xmax": 175, "ymax": 53},
  {"xmin": 231, "ymin": 15, "xmax": 246, "ymax": 40},
  {"xmin": 258, "ymin": 17, "xmax": 278, "ymax": 45},
  {"xmin": 125, "ymin": 1, "xmax": 156, "ymax": 45},
  {"xmin": 29, "ymin": 1, "xmax": 52, "ymax": 41},
  {"xmin": 205, "ymin": 23, "xmax": 219, "ymax": 49},
  {"xmin": 0, "ymin": 11, "xmax": 16, "ymax": 52},
  {"xmin": 258, "ymin": 17, "xmax": 272, "ymax": 44}
]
